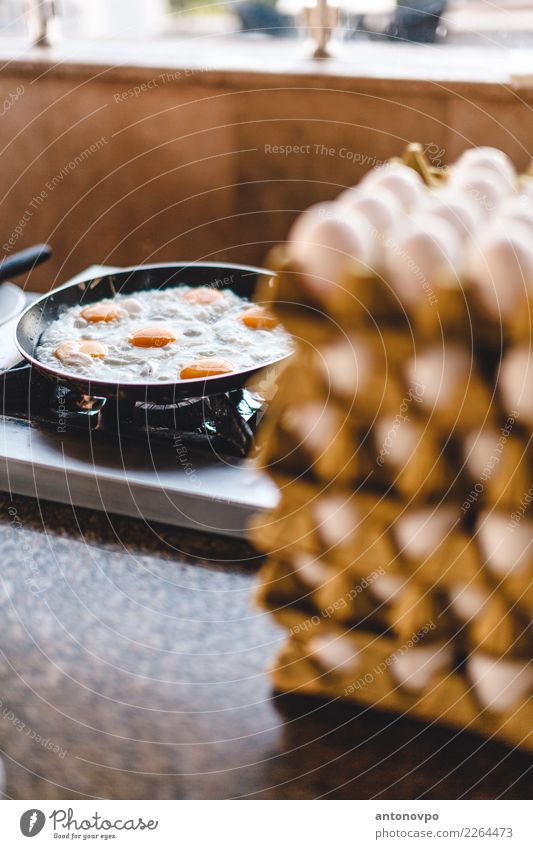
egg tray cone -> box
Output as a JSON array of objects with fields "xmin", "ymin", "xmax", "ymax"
[{"xmin": 249, "ymin": 145, "xmax": 533, "ymax": 750}]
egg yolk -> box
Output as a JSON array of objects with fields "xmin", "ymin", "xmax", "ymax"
[
  {"xmin": 239, "ymin": 306, "xmax": 279, "ymax": 330},
  {"xmin": 180, "ymin": 357, "xmax": 234, "ymax": 379},
  {"xmin": 80, "ymin": 304, "xmax": 124, "ymax": 323},
  {"xmin": 54, "ymin": 340, "xmax": 107, "ymax": 362},
  {"xmin": 182, "ymin": 287, "xmax": 223, "ymax": 305},
  {"xmin": 78, "ymin": 340, "xmax": 107, "ymax": 358},
  {"xmin": 129, "ymin": 326, "xmax": 178, "ymax": 348},
  {"xmin": 54, "ymin": 342, "xmax": 77, "ymax": 362}
]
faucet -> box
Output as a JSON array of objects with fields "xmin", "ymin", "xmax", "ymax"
[
  {"xmin": 26, "ymin": 0, "xmax": 61, "ymax": 47},
  {"xmin": 303, "ymin": 0, "xmax": 340, "ymax": 59}
]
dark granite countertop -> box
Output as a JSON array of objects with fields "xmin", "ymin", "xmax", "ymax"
[{"xmin": 0, "ymin": 492, "xmax": 530, "ymax": 800}]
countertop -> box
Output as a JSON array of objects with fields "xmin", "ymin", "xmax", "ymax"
[{"xmin": 0, "ymin": 492, "xmax": 530, "ymax": 800}]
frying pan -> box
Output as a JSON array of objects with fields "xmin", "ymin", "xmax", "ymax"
[{"xmin": 15, "ymin": 262, "xmax": 287, "ymax": 402}]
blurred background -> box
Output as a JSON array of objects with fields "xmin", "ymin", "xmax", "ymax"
[
  {"xmin": 2, "ymin": 2, "xmax": 533, "ymax": 47},
  {"xmin": 1, "ymin": 1, "xmax": 533, "ymax": 294}
]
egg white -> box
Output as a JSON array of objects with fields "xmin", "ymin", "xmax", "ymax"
[{"xmin": 36, "ymin": 286, "xmax": 293, "ymax": 382}]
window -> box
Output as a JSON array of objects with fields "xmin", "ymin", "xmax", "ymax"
[{"xmin": 2, "ymin": 1, "xmax": 533, "ymax": 50}]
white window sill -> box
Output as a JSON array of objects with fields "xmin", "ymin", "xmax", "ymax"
[{"xmin": 0, "ymin": 36, "xmax": 533, "ymax": 92}]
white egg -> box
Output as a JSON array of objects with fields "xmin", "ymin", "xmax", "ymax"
[
  {"xmin": 370, "ymin": 573, "xmax": 404, "ymax": 604},
  {"xmin": 463, "ymin": 427, "xmax": 500, "ymax": 479},
  {"xmin": 395, "ymin": 507, "xmax": 457, "ymax": 560},
  {"xmin": 468, "ymin": 653, "xmax": 533, "ymax": 712},
  {"xmin": 448, "ymin": 583, "xmax": 489, "ymax": 622},
  {"xmin": 499, "ymin": 346, "xmax": 533, "ymax": 425},
  {"xmin": 391, "ymin": 642, "xmax": 453, "ymax": 693},
  {"xmin": 476, "ymin": 510, "xmax": 533, "ymax": 578},
  {"xmin": 337, "ymin": 186, "xmax": 403, "ymax": 234},
  {"xmin": 314, "ymin": 495, "xmax": 359, "ymax": 548},
  {"xmin": 282, "ymin": 402, "xmax": 337, "ymax": 455},
  {"xmin": 449, "ymin": 167, "xmax": 512, "ymax": 215},
  {"xmin": 308, "ymin": 634, "xmax": 359, "ymax": 674},
  {"xmin": 467, "ymin": 223, "xmax": 533, "ymax": 319},
  {"xmin": 386, "ymin": 215, "xmax": 461, "ymax": 306},
  {"xmin": 374, "ymin": 416, "xmax": 420, "ymax": 467},
  {"xmin": 454, "ymin": 147, "xmax": 516, "ymax": 187},
  {"xmin": 292, "ymin": 552, "xmax": 329, "ymax": 588},
  {"xmin": 422, "ymin": 188, "xmax": 481, "ymax": 240},
  {"xmin": 359, "ymin": 162, "xmax": 426, "ymax": 210},
  {"xmin": 406, "ymin": 345, "xmax": 472, "ymax": 413},
  {"xmin": 287, "ymin": 202, "xmax": 377, "ymax": 296},
  {"xmin": 497, "ymin": 194, "xmax": 533, "ymax": 231},
  {"xmin": 318, "ymin": 336, "xmax": 366, "ymax": 399}
]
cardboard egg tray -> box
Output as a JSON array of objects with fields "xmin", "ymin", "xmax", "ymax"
[
  {"xmin": 272, "ymin": 617, "xmax": 533, "ymax": 753},
  {"xmin": 251, "ymin": 477, "xmax": 532, "ymax": 648},
  {"xmin": 250, "ymin": 145, "xmax": 533, "ymax": 750}
]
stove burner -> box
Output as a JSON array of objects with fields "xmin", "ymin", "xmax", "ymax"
[{"xmin": 0, "ymin": 363, "xmax": 265, "ymax": 457}]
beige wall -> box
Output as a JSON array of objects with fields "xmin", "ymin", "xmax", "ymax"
[{"xmin": 1, "ymin": 62, "xmax": 532, "ymax": 291}]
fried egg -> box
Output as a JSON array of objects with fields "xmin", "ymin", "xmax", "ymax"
[{"xmin": 36, "ymin": 285, "xmax": 293, "ymax": 382}]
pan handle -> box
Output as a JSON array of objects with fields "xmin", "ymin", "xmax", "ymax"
[{"xmin": 0, "ymin": 244, "xmax": 52, "ymax": 283}]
